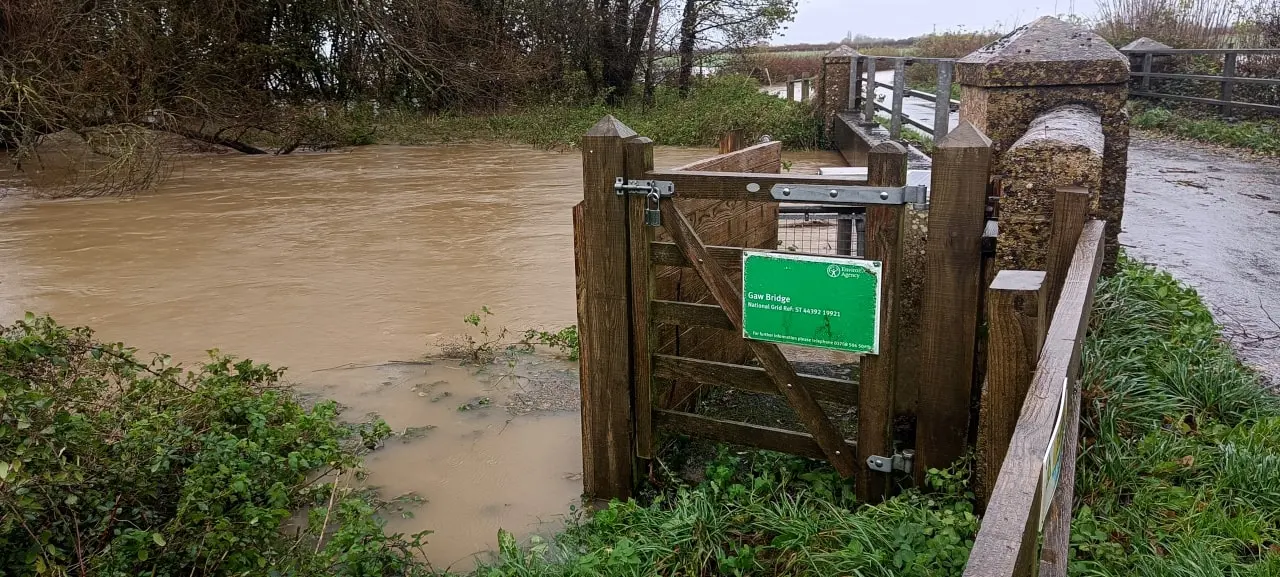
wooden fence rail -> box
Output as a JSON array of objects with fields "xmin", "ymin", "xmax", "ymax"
[
  {"xmin": 963, "ymin": 220, "xmax": 1106, "ymax": 577},
  {"xmin": 1121, "ymin": 48, "xmax": 1280, "ymax": 115}
]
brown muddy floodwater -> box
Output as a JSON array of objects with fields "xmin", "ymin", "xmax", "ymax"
[{"xmin": 0, "ymin": 142, "xmax": 843, "ymax": 568}]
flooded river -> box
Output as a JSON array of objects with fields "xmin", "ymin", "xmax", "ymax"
[{"xmin": 0, "ymin": 142, "xmax": 843, "ymax": 567}]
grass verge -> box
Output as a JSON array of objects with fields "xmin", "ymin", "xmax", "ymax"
[
  {"xmin": 332, "ymin": 76, "xmax": 824, "ymax": 151},
  {"xmin": 1070, "ymin": 257, "xmax": 1280, "ymax": 575},
  {"xmin": 1129, "ymin": 101, "xmax": 1280, "ymax": 156}
]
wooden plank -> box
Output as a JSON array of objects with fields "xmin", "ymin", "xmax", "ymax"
[
  {"xmin": 801, "ymin": 78, "xmax": 811, "ymax": 102},
  {"xmin": 857, "ymin": 141, "xmax": 908, "ymax": 502},
  {"xmin": 626, "ymin": 136, "xmax": 657, "ymax": 460},
  {"xmin": 670, "ymin": 141, "xmax": 782, "ymax": 172},
  {"xmin": 719, "ymin": 130, "xmax": 746, "ymax": 154},
  {"xmin": 1038, "ymin": 376, "xmax": 1081, "ymax": 577},
  {"xmin": 915, "ymin": 122, "xmax": 992, "ymax": 485},
  {"xmin": 1130, "ymin": 71, "xmax": 1280, "ymax": 86},
  {"xmin": 1044, "ymin": 187, "xmax": 1089, "ymax": 318},
  {"xmin": 1129, "ymin": 91, "xmax": 1280, "ymax": 113},
  {"xmin": 933, "ymin": 61, "xmax": 953, "ymax": 140},
  {"xmin": 655, "ymin": 409, "xmax": 857, "ymax": 460},
  {"xmin": 975, "ymin": 270, "xmax": 1046, "ymax": 510},
  {"xmin": 651, "ymin": 300, "xmax": 735, "ymax": 330},
  {"xmin": 787, "ymin": 79, "xmax": 796, "ymax": 101},
  {"xmin": 890, "ymin": 59, "xmax": 905, "ymax": 139},
  {"xmin": 645, "ymin": 170, "xmax": 867, "ymax": 201},
  {"xmin": 653, "ymin": 354, "xmax": 858, "ymax": 406},
  {"xmin": 575, "ymin": 116, "xmax": 637, "ymax": 500},
  {"xmin": 963, "ymin": 221, "xmax": 1105, "ymax": 577},
  {"xmin": 1221, "ymin": 52, "xmax": 1237, "ymax": 116},
  {"xmin": 657, "ymin": 199, "xmax": 861, "ymax": 477}
]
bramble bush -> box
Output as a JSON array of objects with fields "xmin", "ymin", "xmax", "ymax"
[{"xmin": 0, "ymin": 315, "xmax": 430, "ymax": 576}]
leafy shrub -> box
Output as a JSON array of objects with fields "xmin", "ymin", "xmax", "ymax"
[{"xmin": 0, "ymin": 315, "xmax": 429, "ymax": 576}]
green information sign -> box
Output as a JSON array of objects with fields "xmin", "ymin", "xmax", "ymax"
[{"xmin": 741, "ymin": 251, "xmax": 882, "ymax": 354}]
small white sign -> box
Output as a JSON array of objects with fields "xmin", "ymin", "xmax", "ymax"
[{"xmin": 1040, "ymin": 376, "xmax": 1071, "ymax": 529}]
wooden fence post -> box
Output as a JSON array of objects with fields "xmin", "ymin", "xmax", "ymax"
[
  {"xmin": 1222, "ymin": 51, "xmax": 1237, "ymax": 116},
  {"xmin": 1038, "ymin": 375, "xmax": 1082, "ymax": 577},
  {"xmin": 915, "ymin": 121, "xmax": 992, "ymax": 484},
  {"xmin": 786, "ymin": 76, "xmax": 796, "ymax": 101},
  {"xmin": 857, "ymin": 141, "xmax": 907, "ymax": 503},
  {"xmin": 801, "ymin": 78, "xmax": 811, "ymax": 102},
  {"xmin": 626, "ymin": 137, "xmax": 656, "ymax": 461},
  {"xmin": 575, "ymin": 115, "xmax": 637, "ymax": 500},
  {"xmin": 1044, "ymin": 187, "xmax": 1090, "ymax": 316},
  {"xmin": 718, "ymin": 130, "xmax": 745, "ymax": 154},
  {"xmin": 976, "ymin": 270, "xmax": 1047, "ymax": 509},
  {"xmin": 1140, "ymin": 52, "xmax": 1152, "ymax": 92}
]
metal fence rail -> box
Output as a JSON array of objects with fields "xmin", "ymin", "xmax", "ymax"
[
  {"xmin": 852, "ymin": 56, "xmax": 958, "ymax": 142},
  {"xmin": 1121, "ymin": 48, "xmax": 1280, "ymax": 115}
]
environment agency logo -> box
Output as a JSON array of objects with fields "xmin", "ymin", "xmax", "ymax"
[{"xmin": 827, "ymin": 264, "xmax": 841, "ymax": 278}]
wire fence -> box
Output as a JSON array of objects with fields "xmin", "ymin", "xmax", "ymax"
[{"xmin": 776, "ymin": 205, "xmax": 865, "ymax": 257}]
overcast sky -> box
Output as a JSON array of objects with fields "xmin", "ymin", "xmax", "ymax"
[{"xmin": 774, "ymin": 0, "xmax": 1099, "ymax": 43}]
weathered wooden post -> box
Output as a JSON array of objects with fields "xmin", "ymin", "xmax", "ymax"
[
  {"xmin": 956, "ymin": 16, "xmax": 1130, "ymax": 272},
  {"xmin": 975, "ymin": 270, "xmax": 1046, "ymax": 507},
  {"xmin": 800, "ymin": 78, "xmax": 811, "ymax": 103},
  {"xmin": 575, "ymin": 115, "xmax": 637, "ymax": 500},
  {"xmin": 786, "ymin": 76, "xmax": 796, "ymax": 101},
  {"xmin": 1044, "ymin": 187, "xmax": 1090, "ymax": 314},
  {"xmin": 914, "ymin": 121, "xmax": 992, "ymax": 483},
  {"xmin": 857, "ymin": 141, "xmax": 908, "ymax": 503},
  {"xmin": 625, "ymin": 137, "xmax": 656, "ymax": 461}
]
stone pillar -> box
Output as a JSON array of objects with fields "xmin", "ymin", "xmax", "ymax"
[
  {"xmin": 821, "ymin": 45, "xmax": 857, "ymax": 143},
  {"xmin": 955, "ymin": 16, "xmax": 1130, "ymax": 271}
]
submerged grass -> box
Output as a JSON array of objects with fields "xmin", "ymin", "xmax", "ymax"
[
  {"xmin": 1130, "ymin": 101, "xmax": 1280, "ymax": 155},
  {"xmin": 357, "ymin": 76, "xmax": 824, "ymax": 151}
]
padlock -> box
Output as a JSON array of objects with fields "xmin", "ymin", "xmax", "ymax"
[{"xmin": 644, "ymin": 191, "xmax": 662, "ymax": 227}]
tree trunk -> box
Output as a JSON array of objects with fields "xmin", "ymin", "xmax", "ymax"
[
  {"xmin": 642, "ymin": 0, "xmax": 662, "ymax": 106},
  {"xmin": 677, "ymin": 0, "xmax": 698, "ymax": 97}
]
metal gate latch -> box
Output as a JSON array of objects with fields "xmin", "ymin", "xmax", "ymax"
[
  {"xmin": 866, "ymin": 449, "xmax": 915, "ymax": 474},
  {"xmin": 614, "ymin": 178, "xmax": 675, "ymax": 197},
  {"xmin": 615, "ymin": 178, "xmax": 675, "ymax": 227}
]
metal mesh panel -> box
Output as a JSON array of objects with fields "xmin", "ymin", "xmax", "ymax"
[{"xmin": 776, "ymin": 205, "xmax": 865, "ymax": 257}]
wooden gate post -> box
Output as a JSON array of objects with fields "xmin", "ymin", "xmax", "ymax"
[
  {"xmin": 976, "ymin": 270, "xmax": 1047, "ymax": 508},
  {"xmin": 626, "ymin": 137, "xmax": 657, "ymax": 461},
  {"xmin": 915, "ymin": 121, "xmax": 992, "ymax": 484},
  {"xmin": 857, "ymin": 141, "xmax": 908, "ymax": 503},
  {"xmin": 575, "ymin": 115, "xmax": 637, "ymax": 500},
  {"xmin": 1044, "ymin": 187, "xmax": 1090, "ymax": 316}
]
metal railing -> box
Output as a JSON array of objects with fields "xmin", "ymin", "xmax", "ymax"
[
  {"xmin": 851, "ymin": 56, "xmax": 959, "ymax": 142},
  {"xmin": 1122, "ymin": 48, "xmax": 1280, "ymax": 115}
]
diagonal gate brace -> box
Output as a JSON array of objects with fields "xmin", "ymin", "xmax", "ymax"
[{"xmin": 657, "ymin": 199, "xmax": 861, "ymax": 478}]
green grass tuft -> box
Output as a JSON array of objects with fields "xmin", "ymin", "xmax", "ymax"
[
  {"xmin": 1130, "ymin": 102, "xmax": 1280, "ymax": 155},
  {"xmin": 1070, "ymin": 256, "xmax": 1280, "ymax": 575},
  {"xmin": 363, "ymin": 76, "xmax": 824, "ymax": 151}
]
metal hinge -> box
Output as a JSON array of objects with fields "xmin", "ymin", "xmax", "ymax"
[
  {"xmin": 866, "ymin": 449, "xmax": 915, "ymax": 474},
  {"xmin": 614, "ymin": 178, "xmax": 675, "ymax": 197},
  {"xmin": 772, "ymin": 184, "xmax": 927, "ymax": 206}
]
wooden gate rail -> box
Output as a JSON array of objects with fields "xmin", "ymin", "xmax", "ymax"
[{"xmin": 963, "ymin": 220, "xmax": 1106, "ymax": 577}]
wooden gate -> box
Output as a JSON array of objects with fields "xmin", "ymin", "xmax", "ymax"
[{"xmin": 574, "ymin": 116, "xmax": 923, "ymax": 503}]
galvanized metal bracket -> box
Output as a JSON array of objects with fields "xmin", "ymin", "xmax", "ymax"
[
  {"xmin": 866, "ymin": 449, "xmax": 915, "ymax": 474},
  {"xmin": 614, "ymin": 178, "xmax": 675, "ymax": 197},
  {"xmin": 771, "ymin": 184, "xmax": 927, "ymax": 206}
]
